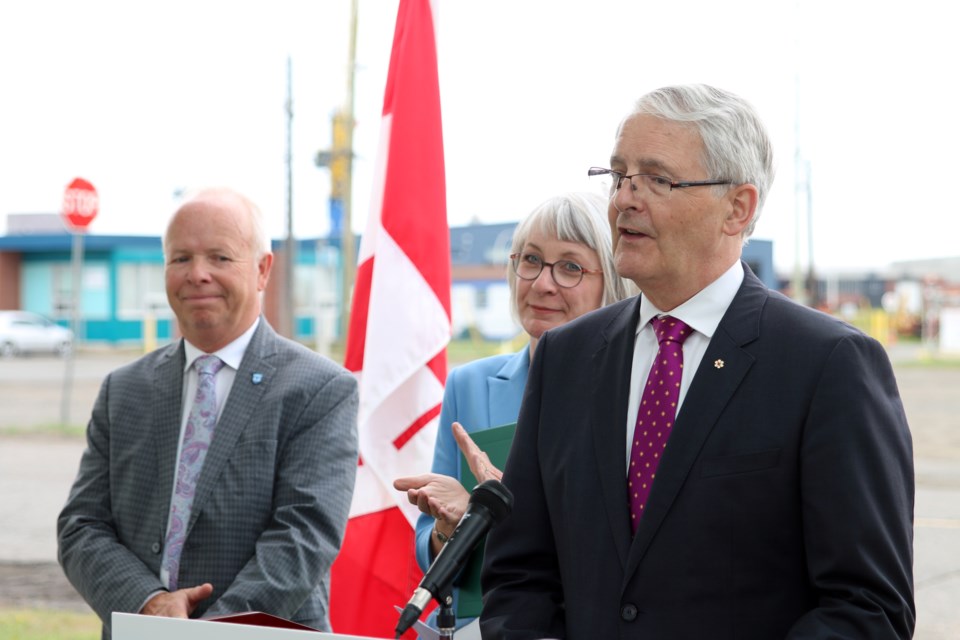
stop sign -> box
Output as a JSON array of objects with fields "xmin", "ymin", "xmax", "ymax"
[{"xmin": 62, "ymin": 178, "xmax": 99, "ymax": 231}]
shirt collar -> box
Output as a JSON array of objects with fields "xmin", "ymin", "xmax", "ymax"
[
  {"xmin": 183, "ymin": 317, "xmax": 260, "ymax": 372},
  {"xmin": 636, "ymin": 261, "xmax": 744, "ymax": 339}
]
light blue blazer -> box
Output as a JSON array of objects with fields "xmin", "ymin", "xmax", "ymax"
[{"xmin": 414, "ymin": 348, "xmax": 529, "ymax": 628}]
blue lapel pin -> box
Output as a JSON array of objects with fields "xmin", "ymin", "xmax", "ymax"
[{"xmin": 252, "ymin": 373, "xmax": 264, "ymax": 384}]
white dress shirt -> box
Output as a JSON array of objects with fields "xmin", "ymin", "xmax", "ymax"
[{"xmin": 624, "ymin": 262, "xmax": 744, "ymax": 470}]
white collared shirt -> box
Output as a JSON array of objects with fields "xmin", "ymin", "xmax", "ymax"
[
  {"xmin": 624, "ymin": 263, "xmax": 744, "ymax": 470},
  {"xmin": 179, "ymin": 317, "xmax": 259, "ymax": 426}
]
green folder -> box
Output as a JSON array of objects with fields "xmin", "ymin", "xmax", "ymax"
[{"xmin": 455, "ymin": 421, "xmax": 517, "ymax": 618}]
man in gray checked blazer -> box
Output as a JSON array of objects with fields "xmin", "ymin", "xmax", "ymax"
[{"xmin": 57, "ymin": 188, "xmax": 359, "ymax": 638}]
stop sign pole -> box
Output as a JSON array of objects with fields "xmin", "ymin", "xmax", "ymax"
[{"xmin": 60, "ymin": 177, "xmax": 99, "ymax": 425}]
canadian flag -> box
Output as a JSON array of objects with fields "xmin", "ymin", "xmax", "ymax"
[{"xmin": 329, "ymin": 0, "xmax": 450, "ymax": 638}]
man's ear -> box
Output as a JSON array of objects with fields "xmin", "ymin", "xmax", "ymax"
[
  {"xmin": 257, "ymin": 252, "xmax": 274, "ymax": 291},
  {"xmin": 723, "ymin": 183, "xmax": 758, "ymax": 237}
]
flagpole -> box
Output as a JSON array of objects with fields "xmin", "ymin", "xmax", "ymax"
[{"xmin": 283, "ymin": 55, "xmax": 296, "ymax": 339}]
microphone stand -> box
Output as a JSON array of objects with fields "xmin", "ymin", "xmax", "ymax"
[
  {"xmin": 436, "ymin": 586, "xmax": 455, "ymax": 639},
  {"xmin": 395, "ymin": 480, "xmax": 513, "ymax": 638}
]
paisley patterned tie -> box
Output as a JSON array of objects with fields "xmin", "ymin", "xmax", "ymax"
[
  {"xmin": 161, "ymin": 355, "xmax": 225, "ymax": 590},
  {"xmin": 628, "ymin": 316, "xmax": 691, "ymax": 534}
]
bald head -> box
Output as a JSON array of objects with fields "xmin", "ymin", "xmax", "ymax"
[{"xmin": 163, "ymin": 188, "xmax": 274, "ymax": 352}]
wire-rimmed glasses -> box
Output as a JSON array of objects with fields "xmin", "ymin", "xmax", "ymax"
[
  {"xmin": 588, "ymin": 167, "xmax": 731, "ymax": 198},
  {"xmin": 510, "ymin": 252, "xmax": 601, "ymax": 288}
]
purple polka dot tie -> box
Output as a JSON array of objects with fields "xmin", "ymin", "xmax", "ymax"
[
  {"xmin": 628, "ymin": 316, "xmax": 691, "ymax": 534},
  {"xmin": 161, "ymin": 355, "xmax": 225, "ymax": 590}
]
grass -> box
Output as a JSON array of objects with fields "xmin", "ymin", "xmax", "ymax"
[
  {"xmin": 0, "ymin": 424, "xmax": 87, "ymax": 439},
  {"xmin": 327, "ymin": 335, "xmax": 522, "ymax": 367},
  {"xmin": 447, "ymin": 335, "xmax": 524, "ymax": 364},
  {"xmin": 0, "ymin": 609, "xmax": 100, "ymax": 640}
]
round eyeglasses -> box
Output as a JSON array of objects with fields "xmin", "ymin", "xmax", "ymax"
[
  {"xmin": 588, "ymin": 167, "xmax": 731, "ymax": 199},
  {"xmin": 510, "ymin": 252, "xmax": 602, "ymax": 288}
]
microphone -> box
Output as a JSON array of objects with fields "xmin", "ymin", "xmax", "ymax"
[{"xmin": 395, "ymin": 479, "xmax": 514, "ymax": 638}]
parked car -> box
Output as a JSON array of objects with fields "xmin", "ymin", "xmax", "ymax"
[{"xmin": 0, "ymin": 311, "xmax": 73, "ymax": 357}]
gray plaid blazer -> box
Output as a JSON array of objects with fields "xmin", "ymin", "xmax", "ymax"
[{"xmin": 57, "ymin": 320, "xmax": 358, "ymax": 638}]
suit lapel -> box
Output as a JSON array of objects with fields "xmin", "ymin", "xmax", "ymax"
[
  {"xmin": 625, "ymin": 267, "xmax": 767, "ymax": 577},
  {"xmin": 154, "ymin": 343, "xmax": 186, "ymax": 525},
  {"xmin": 487, "ymin": 349, "xmax": 529, "ymax": 427},
  {"xmin": 188, "ymin": 321, "xmax": 276, "ymax": 533},
  {"xmin": 590, "ymin": 298, "xmax": 642, "ymax": 569}
]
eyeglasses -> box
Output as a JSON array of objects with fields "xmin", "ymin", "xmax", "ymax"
[
  {"xmin": 588, "ymin": 167, "xmax": 731, "ymax": 199},
  {"xmin": 510, "ymin": 252, "xmax": 602, "ymax": 288}
]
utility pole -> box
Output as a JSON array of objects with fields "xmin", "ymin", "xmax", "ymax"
[
  {"xmin": 316, "ymin": 0, "xmax": 358, "ymax": 344},
  {"xmin": 282, "ymin": 56, "xmax": 296, "ymax": 339},
  {"xmin": 339, "ymin": 0, "xmax": 359, "ymax": 343},
  {"xmin": 790, "ymin": 0, "xmax": 810, "ymax": 305},
  {"xmin": 791, "ymin": 70, "xmax": 808, "ymax": 306},
  {"xmin": 805, "ymin": 160, "xmax": 818, "ymax": 308}
]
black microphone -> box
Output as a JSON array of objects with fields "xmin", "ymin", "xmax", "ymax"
[{"xmin": 395, "ymin": 479, "xmax": 514, "ymax": 638}]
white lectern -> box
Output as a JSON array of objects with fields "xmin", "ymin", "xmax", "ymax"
[{"xmin": 112, "ymin": 613, "xmax": 388, "ymax": 640}]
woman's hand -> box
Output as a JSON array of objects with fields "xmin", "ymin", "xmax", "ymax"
[
  {"xmin": 393, "ymin": 473, "xmax": 470, "ymax": 534},
  {"xmin": 452, "ymin": 421, "xmax": 503, "ymax": 483}
]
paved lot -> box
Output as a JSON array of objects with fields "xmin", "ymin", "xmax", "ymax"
[{"xmin": 1, "ymin": 348, "xmax": 958, "ymax": 638}]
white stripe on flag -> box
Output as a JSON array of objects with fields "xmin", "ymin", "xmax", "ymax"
[
  {"xmin": 355, "ymin": 115, "xmax": 389, "ymax": 266},
  {"xmin": 360, "ymin": 227, "xmax": 449, "ymax": 415}
]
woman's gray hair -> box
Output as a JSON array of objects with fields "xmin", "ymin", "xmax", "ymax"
[
  {"xmin": 628, "ymin": 84, "xmax": 776, "ymax": 239},
  {"xmin": 508, "ymin": 192, "xmax": 629, "ymax": 323}
]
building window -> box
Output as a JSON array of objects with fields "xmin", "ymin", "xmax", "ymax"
[
  {"xmin": 118, "ymin": 263, "xmax": 167, "ymax": 318},
  {"xmin": 294, "ymin": 262, "xmax": 338, "ymax": 314},
  {"xmin": 23, "ymin": 261, "xmax": 110, "ymax": 319},
  {"xmin": 476, "ymin": 286, "xmax": 488, "ymax": 310}
]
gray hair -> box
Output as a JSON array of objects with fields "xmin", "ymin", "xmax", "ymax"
[
  {"xmin": 628, "ymin": 84, "xmax": 775, "ymax": 238},
  {"xmin": 508, "ymin": 192, "xmax": 629, "ymax": 323}
]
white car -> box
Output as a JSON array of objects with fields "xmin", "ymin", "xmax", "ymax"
[{"xmin": 0, "ymin": 311, "xmax": 73, "ymax": 358}]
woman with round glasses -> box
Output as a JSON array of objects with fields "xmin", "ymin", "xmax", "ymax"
[{"xmin": 394, "ymin": 192, "xmax": 630, "ymax": 633}]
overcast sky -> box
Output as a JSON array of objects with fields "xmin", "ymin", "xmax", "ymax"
[{"xmin": 1, "ymin": 0, "xmax": 957, "ymax": 275}]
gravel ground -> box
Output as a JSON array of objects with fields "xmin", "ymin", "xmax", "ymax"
[
  {"xmin": 1, "ymin": 348, "xmax": 958, "ymax": 638},
  {"xmin": 0, "ymin": 562, "xmax": 89, "ymax": 612}
]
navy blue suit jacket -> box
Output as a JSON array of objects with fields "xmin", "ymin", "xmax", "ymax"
[{"xmin": 481, "ymin": 265, "xmax": 915, "ymax": 639}]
